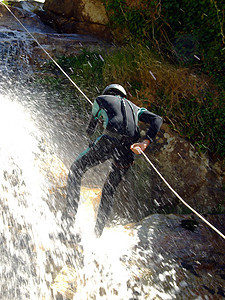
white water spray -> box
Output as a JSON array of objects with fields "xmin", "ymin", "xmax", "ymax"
[{"xmin": 0, "ymin": 93, "xmax": 149, "ymax": 299}]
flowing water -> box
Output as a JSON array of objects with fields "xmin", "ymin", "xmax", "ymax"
[
  {"xmin": 0, "ymin": 41, "xmax": 154, "ymax": 297},
  {"xmin": 0, "ymin": 16, "xmax": 153, "ymax": 300}
]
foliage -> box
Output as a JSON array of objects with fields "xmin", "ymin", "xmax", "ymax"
[
  {"xmin": 2, "ymin": 1, "xmax": 10, "ymax": 5},
  {"xmin": 40, "ymin": 46, "xmax": 225, "ymax": 158},
  {"xmin": 102, "ymin": 0, "xmax": 225, "ymax": 87},
  {"xmin": 36, "ymin": 50, "xmax": 106, "ymax": 112},
  {"xmin": 102, "ymin": 44, "xmax": 225, "ymax": 157},
  {"xmin": 34, "ymin": 75, "xmax": 85, "ymax": 111},
  {"xmin": 56, "ymin": 50, "xmax": 105, "ymax": 91},
  {"xmin": 102, "ymin": 44, "xmax": 211, "ymax": 103},
  {"xmin": 178, "ymin": 94, "xmax": 225, "ymax": 156},
  {"xmin": 99, "ymin": 0, "xmax": 225, "ymax": 158}
]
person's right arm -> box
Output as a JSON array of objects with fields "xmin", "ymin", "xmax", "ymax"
[{"xmin": 86, "ymin": 98, "xmax": 100, "ymax": 136}]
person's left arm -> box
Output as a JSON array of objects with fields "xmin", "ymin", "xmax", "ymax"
[{"xmin": 130, "ymin": 109, "xmax": 163, "ymax": 155}]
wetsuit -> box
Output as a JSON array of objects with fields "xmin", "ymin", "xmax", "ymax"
[{"xmin": 67, "ymin": 94, "xmax": 163, "ymax": 236}]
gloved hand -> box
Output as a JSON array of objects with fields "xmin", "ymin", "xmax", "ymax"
[{"xmin": 130, "ymin": 139, "xmax": 150, "ymax": 155}]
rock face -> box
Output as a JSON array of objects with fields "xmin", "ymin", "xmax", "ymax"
[
  {"xmin": 115, "ymin": 123, "xmax": 225, "ymax": 221},
  {"xmin": 51, "ymin": 214, "xmax": 225, "ymax": 299},
  {"xmin": 42, "ymin": 0, "xmax": 110, "ymax": 39},
  {"xmin": 0, "ymin": 2, "xmax": 54, "ymax": 33},
  {"xmin": 0, "ymin": 3, "xmax": 111, "ymax": 66},
  {"xmin": 125, "ymin": 214, "xmax": 225, "ymax": 299}
]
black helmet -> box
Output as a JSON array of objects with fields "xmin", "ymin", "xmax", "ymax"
[{"xmin": 102, "ymin": 84, "xmax": 127, "ymax": 98}]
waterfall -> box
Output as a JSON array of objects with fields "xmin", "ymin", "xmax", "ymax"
[{"xmin": 0, "ymin": 16, "xmax": 146, "ymax": 300}]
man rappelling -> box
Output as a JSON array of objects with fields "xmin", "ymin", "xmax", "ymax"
[{"xmin": 65, "ymin": 84, "xmax": 163, "ymax": 237}]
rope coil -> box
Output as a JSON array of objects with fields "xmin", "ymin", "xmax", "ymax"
[{"xmin": 1, "ymin": 1, "xmax": 224, "ymax": 240}]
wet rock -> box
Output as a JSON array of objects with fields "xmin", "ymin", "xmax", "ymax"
[
  {"xmin": 124, "ymin": 214, "xmax": 225, "ymax": 299},
  {"xmin": 42, "ymin": 0, "xmax": 111, "ymax": 39},
  {"xmin": 0, "ymin": 3, "xmax": 54, "ymax": 33},
  {"xmin": 180, "ymin": 219, "xmax": 199, "ymax": 232},
  {"xmin": 50, "ymin": 213, "xmax": 225, "ymax": 299},
  {"xmin": 151, "ymin": 124, "xmax": 225, "ymax": 213},
  {"xmin": 30, "ymin": 31, "xmax": 110, "ymax": 63},
  {"xmin": 0, "ymin": 2, "xmax": 112, "ymax": 65},
  {"xmin": 115, "ymin": 123, "xmax": 225, "ymax": 221},
  {"xmin": 7, "ymin": 0, "xmax": 44, "ymax": 13}
]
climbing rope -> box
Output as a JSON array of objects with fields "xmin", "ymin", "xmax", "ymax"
[
  {"xmin": 141, "ymin": 150, "xmax": 225, "ymax": 240},
  {"xmin": 1, "ymin": 1, "xmax": 224, "ymax": 240}
]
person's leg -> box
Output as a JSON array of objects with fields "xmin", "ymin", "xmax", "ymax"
[
  {"xmin": 94, "ymin": 164, "xmax": 129, "ymax": 237},
  {"xmin": 94, "ymin": 141, "xmax": 135, "ymax": 237},
  {"xmin": 66, "ymin": 156, "xmax": 88, "ymax": 216},
  {"xmin": 61, "ymin": 145, "xmax": 103, "ymax": 242},
  {"xmin": 66, "ymin": 135, "xmax": 113, "ymax": 217}
]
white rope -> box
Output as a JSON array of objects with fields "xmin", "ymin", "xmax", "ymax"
[
  {"xmin": 1, "ymin": 1, "xmax": 224, "ymax": 240},
  {"xmin": 0, "ymin": 1, "xmax": 93, "ymax": 105},
  {"xmin": 140, "ymin": 150, "xmax": 225, "ymax": 240}
]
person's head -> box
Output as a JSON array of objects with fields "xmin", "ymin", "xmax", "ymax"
[{"xmin": 102, "ymin": 84, "xmax": 127, "ymax": 98}]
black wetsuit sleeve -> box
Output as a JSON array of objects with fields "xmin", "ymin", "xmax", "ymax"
[{"xmin": 138, "ymin": 110, "xmax": 163, "ymax": 142}]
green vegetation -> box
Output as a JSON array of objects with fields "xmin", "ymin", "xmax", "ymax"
[
  {"xmin": 101, "ymin": 0, "xmax": 225, "ymax": 159},
  {"xmin": 56, "ymin": 51, "xmax": 105, "ymax": 90},
  {"xmin": 102, "ymin": 45, "xmax": 225, "ymax": 157},
  {"xmin": 42, "ymin": 45, "xmax": 224, "ymax": 158},
  {"xmin": 39, "ymin": 1, "xmax": 225, "ymax": 159},
  {"xmin": 36, "ymin": 50, "xmax": 105, "ymax": 111},
  {"xmin": 2, "ymin": 1, "xmax": 10, "ymax": 5},
  {"xmin": 36, "ymin": 52, "xmax": 104, "ymax": 113},
  {"xmin": 102, "ymin": 0, "xmax": 225, "ymax": 86}
]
